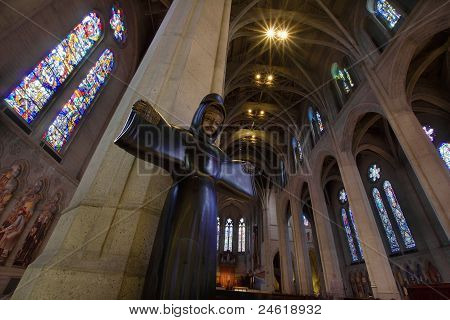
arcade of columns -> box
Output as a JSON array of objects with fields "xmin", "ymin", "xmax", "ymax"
[{"xmin": 13, "ymin": 0, "xmax": 449, "ymax": 299}]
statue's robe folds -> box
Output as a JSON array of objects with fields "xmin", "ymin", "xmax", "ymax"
[{"xmin": 115, "ymin": 99, "xmax": 254, "ymax": 299}]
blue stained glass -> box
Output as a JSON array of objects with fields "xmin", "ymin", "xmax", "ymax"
[
  {"xmin": 224, "ymin": 218, "xmax": 233, "ymax": 251},
  {"xmin": 348, "ymin": 207, "xmax": 364, "ymax": 259},
  {"xmin": 44, "ymin": 49, "xmax": 114, "ymax": 153},
  {"xmin": 341, "ymin": 208, "xmax": 359, "ymax": 262},
  {"xmin": 372, "ymin": 188, "xmax": 400, "ymax": 253},
  {"xmin": 376, "ymin": 0, "xmax": 401, "ymax": 29},
  {"xmin": 439, "ymin": 143, "xmax": 450, "ymax": 170},
  {"xmin": 4, "ymin": 12, "xmax": 102, "ymax": 124},
  {"xmin": 383, "ymin": 181, "xmax": 416, "ymax": 249},
  {"xmin": 217, "ymin": 217, "xmax": 220, "ymax": 250}
]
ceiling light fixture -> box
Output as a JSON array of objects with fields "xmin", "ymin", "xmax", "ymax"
[{"xmin": 265, "ymin": 27, "xmax": 276, "ymax": 39}]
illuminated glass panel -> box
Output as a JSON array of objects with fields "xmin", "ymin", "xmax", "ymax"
[
  {"xmin": 303, "ymin": 215, "xmax": 310, "ymax": 227},
  {"xmin": 110, "ymin": 4, "xmax": 127, "ymax": 43},
  {"xmin": 338, "ymin": 188, "xmax": 348, "ymax": 204},
  {"xmin": 422, "ymin": 126, "xmax": 435, "ymax": 142},
  {"xmin": 333, "ymin": 67, "xmax": 354, "ymax": 94},
  {"xmin": 376, "ymin": 0, "xmax": 402, "ymax": 29},
  {"xmin": 372, "ymin": 188, "xmax": 400, "ymax": 253},
  {"xmin": 383, "ymin": 181, "xmax": 416, "ymax": 249},
  {"xmin": 217, "ymin": 217, "xmax": 220, "ymax": 250},
  {"xmin": 4, "ymin": 12, "xmax": 103, "ymax": 124},
  {"xmin": 341, "ymin": 208, "xmax": 359, "ymax": 262},
  {"xmin": 315, "ymin": 111, "xmax": 324, "ymax": 133},
  {"xmin": 44, "ymin": 49, "xmax": 114, "ymax": 153},
  {"xmin": 439, "ymin": 143, "xmax": 450, "ymax": 170},
  {"xmin": 238, "ymin": 218, "xmax": 246, "ymax": 252},
  {"xmin": 368, "ymin": 164, "xmax": 381, "ymax": 182},
  {"xmin": 224, "ymin": 218, "xmax": 233, "ymax": 251},
  {"xmin": 348, "ymin": 207, "xmax": 364, "ymax": 259}
]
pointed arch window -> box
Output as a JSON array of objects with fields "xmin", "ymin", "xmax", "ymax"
[
  {"xmin": 368, "ymin": 164, "xmax": 416, "ymax": 254},
  {"xmin": 224, "ymin": 218, "xmax": 233, "ymax": 252},
  {"xmin": 238, "ymin": 218, "xmax": 246, "ymax": 252},
  {"xmin": 4, "ymin": 12, "xmax": 103, "ymax": 125},
  {"xmin": 291, "ymin": 137, "xmax": 303, "ymax": 169},
  {"xmin": 383, "ymin": 181, "xmax": 416, "ymax": 249},
  {"xmin": 331, "ymin": 62, "xmax": 355, "ymax": 96},
  {"xmin": 308, "ymin": 106, "xmax": 325, "ymax": 139},
  {"xmin": 338, "ymin": 188, "xmax": 364, "ymax": 263},
  {"xmin": 217, "ymin": 217, "xmax": 220, "ymax": 250},
  {"xmin": 374, "ymin": 0, "xmax": 402, "ymax": 29},
  {"xmin": 43, "ymin": 49, "xmax": 115, "ymax": 153}
]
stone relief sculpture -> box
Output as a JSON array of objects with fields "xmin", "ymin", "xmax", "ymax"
[
  {"xmin": 14, "ymin": 191, "xmax": 63, "ymax": 267},
  {"xmin": 0, "ymin": 164, "xmax": 22, "ymax": 213},
  {"xmin": 0, "ymin": 179, "xmax": 44, "ymax": 264}
]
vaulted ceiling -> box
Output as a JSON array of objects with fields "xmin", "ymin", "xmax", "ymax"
[{"xmin": 222, "ymin": 0, "xmax": 368, "ymax": 183}]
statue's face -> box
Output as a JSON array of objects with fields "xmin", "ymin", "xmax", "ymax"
[{"xmin": 202, "ymin": 106, "xmax": 223, "ymax": 136}]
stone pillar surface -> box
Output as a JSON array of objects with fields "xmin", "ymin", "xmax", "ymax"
[
  {"xmin": 289, "ymin": 195, "xmax": 313, "ymax": 295},
  {"xmin": 275, "ymin": 198, "xmax": 294, "ymax": 295},
  {"xmin": 308, "ymin": 178, "xmax": 345, "ymax": 298},
  {"xmin": 13, "ymin": 0, "xmax": 231, "ymax": 299},
  {"xmin": 365, "ymin": 70, "xmax": 450, "ymax": 240},
  {"xmin": 337, "ymin": 150, "xmax": 400, "ymax": 299}
]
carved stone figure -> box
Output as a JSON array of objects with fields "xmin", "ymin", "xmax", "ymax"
[
  {"xmin": 0, "ymin": 164, "xmax": 22, "ymax": 213},
  {"xmin": 14, "ymin": 192, "xmax": 62, "ymax": 267},
  {"xmin": 115, "ymin": 94, "xmax": 254, "ymax": 299},
  {"xmin": 0, "ymin": 179, "xmax": 44, "ymax": 263},
  {"xmin": 426, "ymin": 261, "xmax": 442, "ymax": 284}
]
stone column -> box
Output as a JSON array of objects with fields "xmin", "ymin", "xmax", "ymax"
[
  {"xmin": 337, "ymin": 150, "xmax": 400, "ymax": 299},
  {"xmin": 13, "ymin": 0, "xmax": 231, "ymax": 299},
  {"xmin": 289, "ymin": 195, "xmax": 313, "ymax": 295},
  {"xmin": 365, "ymin": 70, "xmax": 450, "ymax": 239},
  {"xmin": 275, "ymin": 200, "xmax": 294, "ymax": 295},
  {"xmin": 261, "ymin": 190, "xmax": 275, "ymax": 292},
  {"xmin": 308, "ymin": 178, "xmax": 345, "ymax": 298}
]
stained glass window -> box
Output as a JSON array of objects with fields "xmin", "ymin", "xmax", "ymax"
[
  {"xmin": 303, "ymin": 214, "xmax": 310, "ymax": 227},
  {"xmin": 439, "ymin": 143, "xmax": 450, "ymax": 170},
  {"xmin": 372, "ymin": 188, "xmax": 400, "ymax": 253},
  {"xmin": 4, "ymin": 12, "xmax": 103, "ymax": 124},
  {"xmin": 110, "ymin": 4, "xmax": 127, "ymax": 43},
  {"xmin": 422, "ymin": 126, "xmax": 435, "ymax": 142},
  {"xmin": 341, "ymin": 208, "xmax": 359, "ymax": 262},
  {"xmin": 375, "ymin": 0, "xmax": 402, "ymax": 29},
  {"xmin": 383, "ymin": 181, "xmax": 416, "ymax": 249},
  {"xmin": 224, "ymin": 218, "xmax": 233, "ymax": 251},
  {"xmin": 315, "ymin": 111, "xmax": 324, "ymax": 133},
  {"xmin": 238, "ymin": 218, "xmax": 246, "ymax": 252},
  {"xmin": 217, "ymin": 217, "xmax": 220, "ymax": 250},
  {"xmin": 332, "ymin": 63, "xmax": 355, "ymax": 94},
  {"xmin": 368, "ymin": 164, "xmax": 381, "ymax": 182},
  {"xmin": 338, "ymin": 188, "xmax": 348, "ymax": 204},
  {"xmin": 44, "ymin": 49, "xmax": 114, "ymax": 153},
  {"xmin": 348, "ymin": 207, "xmax": 364, "ymax": 259}
]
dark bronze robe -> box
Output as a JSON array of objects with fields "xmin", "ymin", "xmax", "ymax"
[{"xmin": 115, "ymin": 94, "xmax": 254, "ymax": 299}]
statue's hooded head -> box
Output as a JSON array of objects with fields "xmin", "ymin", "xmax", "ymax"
[{"xmin": 190, "ymin": 93, "xmax": 226, "ymax": 143}]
